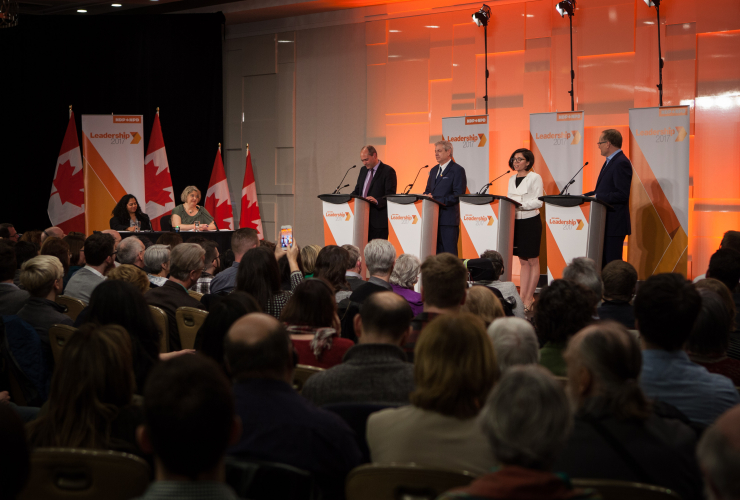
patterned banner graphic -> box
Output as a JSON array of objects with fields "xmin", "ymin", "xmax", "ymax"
[
  {"xmin": 441, "ymin": 115, "xmax": 489, "ymax": 194},
  {"xmin": 460, "ymin": 200, "xmax": 498, "ymax": 259},
  {"xmin": 322, "ymin": 200, "xmax": 355, "ymax": 246},
  {"xmin": 544, "ymin": 204, "xmax": 589, "ymax": 282},
  {"xmin": 530, "ymin": 111, "xmax": 585, "ymax": 196},
  {"xmin": 387, "ymin": 200, "xmax": 423, "ymax": 258}
]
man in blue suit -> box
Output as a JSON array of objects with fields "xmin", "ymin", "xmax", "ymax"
[
  {"xmin": 584, "ymin": 129, "xmax": 632, "ymax": 266},
  {"xmin": 423, "ymin": 140, "xmax": 467, "ymax": 256}
]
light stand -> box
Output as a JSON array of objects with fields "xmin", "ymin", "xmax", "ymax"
[
  {"xmin": 472, "ymin": 5, "xmax": 491, "ymax": 115},
  {"xmin": 645, "ymin": 0, "xmax": 664, "ymax": 106},
  {"xmin": 556, "ymin": 0, "xmax": 576, "ymax": 111}
]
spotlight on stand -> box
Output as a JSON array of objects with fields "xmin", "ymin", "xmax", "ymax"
[
  {"xmin": 644, "ymin": 0, "xmax": 664, "ymax": 106},
  {"xmin": 555, "ymin": 0, "xmax": 577, "ymax": 111},
  {"xmin": 472, "ymin": 4, "xmax": 492, "ymax": 114}
]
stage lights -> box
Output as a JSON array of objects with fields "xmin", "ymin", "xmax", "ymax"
[
  {"xmin": 555, "ymin": 0, "xmax": 576, "ymax": 18},
  {"xmin": 644, "ymin": 0, "xmax": 665, "ymax": 105},
  {"xmin": 644, "ymin": 0, "xmax": 661, "ymax": 6},
  {"xmin": 471, "ymin": 4, "xmax": 492, "ymax": 114},
  {"xmin": 472, "ymin": 4, "xmax": 491, "ymax": 27}
]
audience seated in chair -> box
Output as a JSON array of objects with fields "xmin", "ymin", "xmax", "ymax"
[
  {"xmin": 0, "ymin": 241, "xmax": 29, "ymax": 315},
  {"xmin": 487, "ymin": 317, "xmax": 539, "ymax": 372},
  {"xmin": 64, "ymin": 232, "xmax": 116, "ymax": 303},
  {"xmin": 480, "ymin": 249, "xmax": 526, "ymax": 318},
  {"xmin": 191, "ymin": 240, "xmax": 219, "ymax": 295},
  {"xmin": 107, "ymin": 264, "xmax": 151, "ymax": 294},
  {"xmin": 697, "ymin": 405, "xmax": 740, "ymax": 500},
  {"xmin": 554, "ymin": 322, "xmax": 703, "ymax": 500},
  {"xmin": 562, "ymin": 257, "xmax": 603, "ymax": 310},
  {"xmin": 62, "ymin": 234, "xmax": 86, "ymax": 287},
  {"xmin": 597, "ymin": 260, "xmax": 638, "ymax": 329},
  {"xmin": 144, "ymin": 244, "xmax": 170, "ymax": 288},
  {"xmin": 40, "ymin": 226, "xmax": 65, "ymax": 244},
  {"xmin": 235, "ymin": 244, "xmax": 302, "ymax": 319},
  {"xmin": 13, "ymin": 241, "xmax": 37, "ymax": 288},
  {"xmin": 636, "ymin": 273, "xmax": 740, "ymax": 427},
  {"xmin": 224, "ymin": 313, "xmax": 361, "ymax": 500},
  {"xmin": 461, "ymin": 285, "xmax": 505, "ymax": 328},
  {"xmin": 315, "ymin": 245, "xmax": 353, "ymax": 303},
  {"xmin": 210, "ymin": 228, "xmax": 259, "ymax": 295},
  {"xmin": 300, "ymin": 243, "xmax": 321, "ymax": 278},
  {"xmin": 342, "ymin": 244, "xmax": 365, "ymax": 291},
  {"xmin": 390, "ymin": 254, "xmax": 423, "ymax": 316},
  {"xmin": 534, "ymin": 280, "xmax": 595, "ymax": 377},
  {"xmin": 302, "ymin": 291, "xmax": 414, "ymax": 406},
  {"xmin": 705, "ymin": 247, "xmax": 740, "ymax": 357},
  {"xmin": 39, "ymin": 237, "xmax": 70, "ymax": 291},
  {"xmin": 0, "ymin": 404, "xmax": 30, "ymax": 500},
  {"xmin": 117, "ymin": 236, "xmax": 146, "ymax": 270},
  {"xmin": 135, "ymin": 354, "xmax": 241, "ymax": 500},
  {"xmin": 145, "ymin": 243, "xmax": 206, "ymax": 351},
  {"xmin": 349, "ymin": 239, "xmax": 396, "ymax": 303},
  {"xmin": 438, "ymin": 365, "xmax": 599, "ymax": 500},
  {"xmin": 367, "ymin": 313, "xmax": 498, "ymax": 475}
]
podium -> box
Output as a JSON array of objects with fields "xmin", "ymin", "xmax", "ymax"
[
  {"xmin": 539, "ymin": 195, "xmax": 611, "ymax": 281},
  {"xmin": 458, "ymin": 195, "xmax": 521, "ymax": 282},
  {"xmin": 386, "ymin": 194, "xmax": 445, "ymax": 264},
  {"xmin": 317, "ymin": 194, "xmax": 372, "ymax": 250}
]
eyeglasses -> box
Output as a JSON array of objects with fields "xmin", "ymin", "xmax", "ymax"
[
  {"xmin": 597, "ymin": 141, "xmax": 608, "ymax": 145},
  {"xmin": 512, "ymin": 158, "xmax": 527, "ymax": 163}
]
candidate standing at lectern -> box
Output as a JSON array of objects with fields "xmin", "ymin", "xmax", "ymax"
[
  {"xmin": 351, "ymin": 145, "xmax": 397, "ymax": 241},
  {"xmin": 423, "ymin": 140, "xmax": 467, "ymax": 256},
  {"xmin": 584, "ymin": 129, "xmax": 632, "ymax": 266}
]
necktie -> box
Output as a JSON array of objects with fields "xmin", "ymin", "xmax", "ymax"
[{"xmin": 363, "ymin": 168, "xmax": 375, "ymax": 198}]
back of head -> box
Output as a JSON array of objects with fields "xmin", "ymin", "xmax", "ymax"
[
  {"xmin": 634, "ymin": 273, "xmax": 701, "ymax": 350},
  {"xmin": 235, "ymin": 247, "xmax": 280, "ymax": 310},
  {"xmin": 364, "ymin": 239, "xmax": 396, "ymax": 276},
  {"xmin": 144, "ymin": 244, "xmax": 171, "ymax": 274},
  {"xmin": 390, "ymin": 253, "xmax": 421, "ymax": 289},
  {"xmin": 0, "ymin": 240, "xmax": 17, "ymax": 282},
  {"xmin": 0, "ymin": 223, "xmax": 14, "ymax": 239},
  {"xmin": 315, "ymin": 245, "xmax": 351, "ymax": 292},
  {"xmin": 224, "ymin": 313, "xmax": 293, "ymax": 381},
  {"xmin": 156, "ymin": 233, "xmax": 183, "ymax": 248},
  {"xmin": 20, "ymin": 255, "xmax": 63, "ymax": 297},
  {"xmin": 107, "ymin": 264, "xmax": 150, "ymax": 294},
  {"xmin": 563, "ymin": 257, "xmax": 602, "ymax": 301},
  {"xmin": 601, "ymin": 260, "xmax": 638, "ymax": 301},
  {"xmin": 169, "ymin": 243, "xmax": 205, "ymax": 281},
  {"xmin": 697, "ymin": 406, "xmax": 740, "ymax": 500},
  {"xmin": 721, "ymin": 230, "xmax": 740, "ymax": 253},
  {"xmin": 688, "ymin": 289, "xmax": 733, "ymax": 357},
  {"xmin": 0, "ymin": 404, "xmax": 29, "ymax": 499},
  {"xmin": 481, "ymin": 250, "xmax": 504, "ymax": 279},
  {"xmin": 342, "ymin": 244, "xmax": 360, "ymax": 271},
  {"xmin": 14, "ymin": 241, "xmax": 38, "ymax": 269},
  {"xmin": 280, "ymin": 279, "xmax": 337, "ymax": 328},
  {"xmin": 420, "ymin": 253, "xmax": 468, "ymax": 309},
  {"xmin": 487, "ymin": 317, "xmax": 539, "ymax": 372},
  {"xmin": 64, "ymin": 234, "xmax": 86, "ymax": 267},
  {"xmin": 117, "ymin": 237, "xmax": 144, "ymax": 265},
  {"xmin": 707, "ymin": 248, "xmax": 740, "ymax": 293},
  {"xmin": 84, "ymin": 233, "xmax": 115, "ymax": 267},
  {"xmin": 567, "ymin": 322, "xmax": 650, "ymax": 420},
  {"xmin": 360, "ymin": 291, "xmax": 413, "ymax": 342},
  {"xmin": 534, "ymin": 280, "xmax": 594, "ymax": 343},
  {"xmin": 199, "ymin": 240, "xmax": 219, "ymax": 270},
  {"xmin": 300, "ymin": 244, "xmax": 321, "ymax": 275},
  {"xmin": 40, "ymin": 237, "xmax": 70, "ymax": 274},
  {"xmin": 196, "ymin": 292, "xmax": 261, "ymax": 369},
  {"xmin": 412, "ymin": 313, "xmax": 497, "ymax": 419},
  {"xmin": 88, "ymin": 280, "xmax": 157, "ymax": 352},
  {"xmin": 480, "ymin": 365, "xmax": 572, "ymax": 470},
  {"xmin": 231, "ymin": 228, "xmax": 259, "ymax": 257},
  {"xmin": 695, "ymin": 278, "xmax": 736, "ymax": 326},
  {"xmin": 143, "ymin": 354, "xmax": 234, "ymax": 479},
  {"xmin": 20, "ymin": 230, "xmax": 42, "ymax": 251},
  {"xmin": 461, "ymin": 286, "xmax": 504, "ymax": 326}
]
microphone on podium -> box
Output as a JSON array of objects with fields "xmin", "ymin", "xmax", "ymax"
[
  {"xmin": 477, "ymin": 170, "xmax": 509, "ymax": 194},
  {"xmin": 560, "ymin": 162, "xmax": 588, "ymax": 195},
  {"xmin": 404, "ymin": 165, "xmax": 430, "ymax": 194},
  {"xmin": 333, "ymin": 165, "xmax": 356, "ymax": 194}
]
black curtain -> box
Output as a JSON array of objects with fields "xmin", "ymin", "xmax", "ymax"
[{"xmin": 1, "ymin": 14, "xmax": 224, "ymax": 232}]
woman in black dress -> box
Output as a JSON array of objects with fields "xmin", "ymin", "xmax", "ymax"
[{"xmin": 110, "ymin": 194, "xmax": 151, "ymax": 231}]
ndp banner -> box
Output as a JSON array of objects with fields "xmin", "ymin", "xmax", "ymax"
[
  {"xmin": 322, "ymin": 200, "xmax": 354, "ymax": 246},
  {"xmin": 628, "ymin": 106, "xmax": 690, "ymax": 278},
  {"xmin": 82, "ymin": 115, "xmax": 145, "ymax": 232},
  {"xmin": 441, "ymin": 115, "xmax": 489, "ymax": 194},
  {"xmin": 387, "ymin": 200, "xmax": 422, "ymax": 259},
  {"xmin": 530, "ymin": 112, "xmax": 585, "ymax": 196},
  {"xmin": 545, "ymin": 204, "xmax": 588, "ymax": 282},
  {"xmin": 460, "ymin": 201, "xmax": 498, "ymax": 258}
]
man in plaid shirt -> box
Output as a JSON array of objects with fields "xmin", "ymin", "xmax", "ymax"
[{"xmin": 192, "ymin": 240, "xmax": 219, "ymax": 295}]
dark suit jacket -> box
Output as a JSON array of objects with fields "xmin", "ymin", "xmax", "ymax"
[
  {"xmin": 424, "ymin": 161, "xmax": 467, "ymax": 226},
  {"xmin": 145, "ymin": 280, "xmax": 205, "ymax": 351},
  {"xmin": 0, "ymin": 283, "xmax": 29, "ymax": 315},
  {"xmin": 584, "ymin": 150, "xmax": 632, "ymax": 236},
  {"xmin": 109, "ymin": 213, "xmax": 152, "ymax": 231},
  {"xmin": 351, "ymin": 162, "xmax": 397, "ymax": 230}
]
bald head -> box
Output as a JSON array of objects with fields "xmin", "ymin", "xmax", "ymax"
[
  {"xmin": 224, "ymin": 313, "xmax": 293, "ymax": 382},
  {"xmin": 698, "ymin": 406, "xmax": 740, "ymax": 500},
  {"xmin": 356, "ymin": 291, "xmax": 413, "ymax": 344},
  {"xmin": 41, "ymin": 227, "xmax": 64, "ymax": 243},
  {"xmin": 102, "ymin": 229, "xmax": 122, "ymax": 249}
]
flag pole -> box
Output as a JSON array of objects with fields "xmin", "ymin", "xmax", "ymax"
[
  {"xmin": 156, "ymin": 106, "xmax": 160, "ymax": 116},
  {"xmin": 69, "ymin": 105, "xmax": 72, "ymax": 119}
]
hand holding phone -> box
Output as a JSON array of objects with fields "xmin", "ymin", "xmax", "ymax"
[{"xmin": 280, "ymin": 225, "xmax": 293, "ymax": 249}]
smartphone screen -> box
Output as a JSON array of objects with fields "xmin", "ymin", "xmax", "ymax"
[{"xmin": 280, "ymin": 225, "xmax": 293, "ymax": 248}]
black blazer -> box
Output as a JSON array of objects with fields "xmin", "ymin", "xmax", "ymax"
[
  {"xmin": 584, "ymin": 150, "xmax": 632, "ymax": 237},
  {"xmin": 424, "ymin": 161, "xmax": 467, "ymax": 226},
  {"xmin": 351, "ymin": 162, "xmax": 397, "ymax": 229},
  {"xmin": 110, "ymin": 213, "xmax": 152, "ymax": 231}
]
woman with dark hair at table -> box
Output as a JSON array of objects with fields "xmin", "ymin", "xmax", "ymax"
[
  {"xmin": 170, "ymin": 186, "xmax": 216, "ymax": 231},
  {"xmin": 110, "ymin": 194, "xmax": 151, "ymax": 232}
]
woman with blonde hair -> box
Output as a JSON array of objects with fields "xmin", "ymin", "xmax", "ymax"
[
  {"xmin": 170, "ymin": 186, "xmax": 217, "ymax": 231},
  {"xmin": 462, "ymin": 285, "xmax": 505, "ymax": 327},
  {"xmin": 300, "ymin": 244, "xmax": 322, "ymax": 277},
  {"xmin": 107, "ymin": 264, "xmax": 151, "ymax": 294},
  {"xmin": 367, "ymin": 313, "xmax": 498, "ymax": 474}
]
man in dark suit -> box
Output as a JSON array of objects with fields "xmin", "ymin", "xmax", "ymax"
[
  {"xmin": 423, "ymin": 140, "xmax": 467, "ymax": 256},
  {"xmin": 351, "ymin": 145, "xmax": 397, "ymax": 241},
  {"xmin": 584, "ymin": 129, "xmax": 632, "ymax": 266}
]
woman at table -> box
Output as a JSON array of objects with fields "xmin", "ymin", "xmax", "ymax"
[
  {"xmin": 506, "ymin": 148, "xmax": 543, "ymax": 313},
  {"xmin": 110, "ymin": 194, "xmax": 151, "ymax": 231},
  {"xmin": 171, "ymin": 186, "xmax": 217, "ymax": 231}
]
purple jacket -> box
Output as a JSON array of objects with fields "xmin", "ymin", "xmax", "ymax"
[{"xmin": 392, "ymin": 283, "xmax": 423, "ymax": 316}]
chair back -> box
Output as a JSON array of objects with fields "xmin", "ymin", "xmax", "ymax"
[
  {"xmin": 345, "ymin": 463, "xmax": 476, "ymax": 500},
  {"xmin": 49, "ymin": 324, "xmax": 79, "ymax": 365},
  {"xmin": 572, "ymin": 479, "xmax": 681, "ymax": 500},
  {"xmin": 225, "ymin": 457, "xmax": 321, "ymax": 500},
  {"xmin": 18, "ymin": 448, "xmax": 150, "ymax": 500},
  {"xmin": 56, "ymin": 295, "xmax": 87, "ymax": 322},
  {"xmin": 188, "ymin": 290, "xmax": 204, "ymax": 301},
  {"xmin": 323, "ymin": 403, "xmax": 400, "ymax": 464},
  {"xmin": 149, "ymin": 306, "xmax": 169, "ymax": 353},
  {"xmin": 175, "ymin": 307, "xmax": 208, "ymax": 350},
  {"xmin": 160, "ymin": 215, "xmax": 173, "ymax": 232},
  {"xmin": 293, "ymin": 364, "xmax": 323, "ymax": 392}
]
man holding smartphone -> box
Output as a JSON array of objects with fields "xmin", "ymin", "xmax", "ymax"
[{"xmin": 351, "ymin": 145, "xmax": 397, "ymax": 241}]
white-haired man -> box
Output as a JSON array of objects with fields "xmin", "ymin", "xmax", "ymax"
[{"xmin": 423, "ymin": 140, "xmax": 466, "ymax": 256}]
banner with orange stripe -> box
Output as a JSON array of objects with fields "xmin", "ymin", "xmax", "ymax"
[
  {"xmin": 441, "ymin": 115, "xmax": 489, "ymax": 194},
  {"xmin": 322, "ymin": 200, "xmax": 354, "ymax": 246},
  {"xmin": 81, "ymin": 115, "xmax": 145, "ymax": 233}
]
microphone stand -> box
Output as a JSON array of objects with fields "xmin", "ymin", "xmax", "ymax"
[
  {"xmin": 477, "ymin": 170, "xmax": 510, "ymax": 194},
  {"xmin": 404, "ymin": 165, "xmax": 429, "ymax": 194},
  {"xmin": 333, "ymin": 165, "xmax": 356, "ymax": 194},
  {"xmin": 560, "ymin": 161, "xmax": 588, "ymax": 195}
]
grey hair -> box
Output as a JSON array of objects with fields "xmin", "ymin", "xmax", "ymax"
[
  {"xmin": 169, "ymin": 243, "xmax": 206, "ymax": 281},
  {"xmin": 435, "ymin": 140, "xmax": 453, "ymax": 154},
  {"xmin": 364, "ymin": 239, "xmax": 396, "ymax": 276},
  {"xmin": 480, "ymin": 365, "xmax": 572, "ymax": 470},
  {"xmin": 342, "ymin": 244, "xmax": 361, "ymax": 270},
  {"xmin": 563, "ymin": 257, "xmax": 602, "ymax": 299},
  {"xmin": 117, "ymin": 236, "xmax": 144, "ymax": 265},
  {"xmin": 390, "ymin": 254, "xmax": 421, "ymax": 289},
  {"xmin": 180, "ymin": 185, "xmax": 201, "ymax": 203},
  {"xmin": 144, "ymin": 244, "xmax": 171, "ymax": 274},
  {"xmin": 487, "ymin": 318, "xmax": 539, "ymax": 372},
  {"xmin": 697, "ymin": 419, "xmax": 740, "ymax": 500}
]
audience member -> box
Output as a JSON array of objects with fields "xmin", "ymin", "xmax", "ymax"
[
  {"xmin": 706, "ymin": 248, "xmax": 740, "ymax": 294},
  {"xmin": 19, "ymin": 230, "xmax": 42, "ymax": 251},
  {"xmin": 349, "ymin": 239, "xmax": 396, "ymax": 302},
  {"xmin": 155, "ymin": 232, "xmax": 183, "ymax": 249},
  {"xmin": 597, "ymin": 259, "xmax": 637, "ymax": 329},
  {"xmin": 117, "ymin": 236, "xmax": 146, "ymax": 269},
  {"xmin": 534, "ymin": 279, "xmax": 594, "ymax": 376},
  {"xmin": 64, "ymin": 232, "xmax": 116, "ymax": 303},
  {"xmin": 696, "ymin": 405, "xmax": 740, "ymax": 500},
  {"xmin": 144, "ymin": 244, "xmax": 170, "ymax": 287},
  {"xmin": 225, "ymin": 313, "xmax": 362, "ymax": 499},
  {"xmin": 367, "ymin": 313, "xmax": 498, "ymax": 475},
  {"xmin": 135, "ymin": 355, "xmax": 241, "ymax": 500},
  {"xmin": 235, "ymin": 244, "xmax": 301, "ymax": 319},
  {"xmin": 145, "ymin": 243, "xmax": 207, "ymax": 351},
  {"xmin": 315, "ymin": 245, "xmax": 352, "ymax": 302},
  {"xmin": 62, "ymin": 234, "xmax": 86, "ymax": 286},
  {"xmin": 102, "ymin": 229, "xmax": 122, "ymax": 252},
  {"xmin": 300, "ymin": 243, "xmax": 321, "ymax": 278},
  {"xmin": 342, "ymin": 244, "xmax": 365, "ymax": 290},
  {"xmin": 439, "ymin": 366, "xmax": 597, "ymax": 500},
  {"xmin": 26, "ymin": 324, "xmax": 143, "ymax": 456},
  {"xmin": 695, "ymin": 277, "xmax": 740, "ymax": 360},
  {"xmin": 0, "ymin": 404, "xmax": 30, "ymax": 500},
  {"xmin": 461, "ymin": 285, "xmax": 504, "ymax": 327},
  {"xmin": 210, "ymin": 228, "xmax": 259, "ymax": 294},
  {"xmin": 481, "ymin": 249, "xmax": 525, "ymax": 318},
  {"xmin": 390, "ymin": 253, "xmax": 422, "ymax": 316},
  {"xmin": 40, "ymin": 237, "xmax": 70, "ymax": 284},
  {"xmin": 555, "ymin": 322, "xmax": 703, "ymax": 500},
  {"xmin": 281, "ymin": 279, "xmax": 353, "ymax": 369},
  {"xmin": 487, "ymin": 317, "xmax": 539, "ymax": 372},
  {"xmin": 0, "ymin": 241, "xmax": 29, "ymax": 315},
  {"xmin": 13, "ymin": 241, "xmax": 37, "ymax": 287},
  {"xmin": 192, "ymin": 240, "xmax": 219, "ymax": 294},
  {"xmin": 0, "ymin": 222, "xmax": 19, "ymax": 241},
  {"xmin": 302, "ymin": 292, "xmax": 414, "ymax": 406},
  {"xmin": 562, "ymin": 257, "xmax": 602, "ymax": 309},
  {"xmin": 40, "ymin": 226, "xmax": 64, "ymax": 243},
  {"xmin": 693, "ymin": 230, "xmax": 740, "ymax": 282},
  {"xmin": 107, "ymin": 264, "xmax": 151, "ymax": 294},
  {"xmin": 636, "ymin": 273, "xmax": 740, "ymax": 427}
]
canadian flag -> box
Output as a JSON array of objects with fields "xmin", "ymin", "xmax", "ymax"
[
  {"xmin": 204, "ymin": 144, "xmax": 234, "ymax": 230},
  {"xmin": 240, "ymin": 145, "xmax": 264, "ymax": 238},
  {"xmin": 48, "ymin": 107, "xmax": 85, "ymax": 234},
  {"xmin": 144, "ymin": 109, "xmax": 175, "ymax": 230}
]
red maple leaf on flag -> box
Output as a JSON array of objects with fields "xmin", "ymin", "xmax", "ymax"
[
  {"xmin": 205, "ymin": 192, "xmax": 233, "ymax": 230},
  {"xmin": 53, "ymin": 160, "xmax": 84, "ymax": 207},
  {"xmin": 145, "ymin": 160, "xmax": 174, "ymax": 207}
]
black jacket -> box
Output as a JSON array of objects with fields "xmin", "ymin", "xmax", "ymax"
[
  {"xmin": 585, "ymin": 150, "xmax": 632, "ymax": 236},
  {"xmin": 351, "ymin": 162, "xmax": 397, "ymax": 229},
  {"xmin": 109, "ymin": 213, "xmax": 152, "ymax": 231}
]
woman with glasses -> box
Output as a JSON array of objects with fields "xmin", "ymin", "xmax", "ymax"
[{"xmin": 506, "ymin": 148, "xmax": 543, "ymax": 313}]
